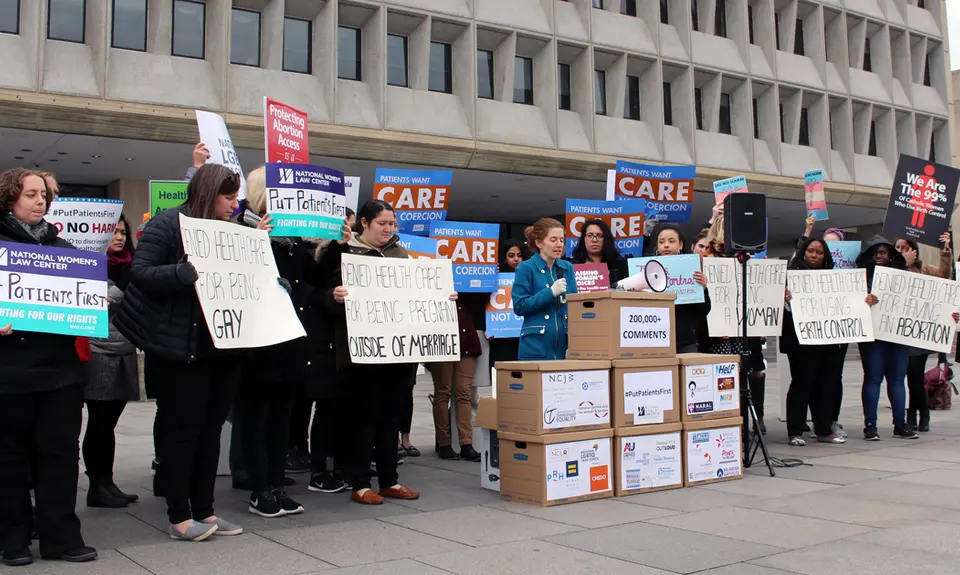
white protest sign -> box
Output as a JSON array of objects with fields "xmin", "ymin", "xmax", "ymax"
[
  {"xmin": 702, "ymin": 258, "xmax": 787, "ymax": 337},
  {"xmin": 341, "ymin": 253, "xmax": 460, "ymax": 364},
  {"xmin": 46, "ymin": 198, "xmax": 124, "ymax": 252},
  {"xmin": 870, "ymin": 266, "xmax": 960, "ymax": 353},
  {"xmin": 178, "ymin": 213, "xmax": 305, "ymax": 349},
  {"xmin": 196, "ymin": 110, "xmax": 247, "ymax": 199},
  {"xmin": 619, "ymin": 307, "xmax": 671, "ymax": 347},
  {"xmin": 345, "ymin": 176, "xmax": 360, "ymax": 212},
  {"xmin": 786, "ymin": 269, "xmax": 873, "ymax": 345}
]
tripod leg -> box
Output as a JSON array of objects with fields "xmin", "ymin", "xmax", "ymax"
[{"xmin": 744, "ymin": 395, "xmax": 776, "ymax": 477}]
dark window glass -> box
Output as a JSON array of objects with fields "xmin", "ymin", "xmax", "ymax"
[
  {"xmin": 514, "ymin": 56, "xmax": 533, "ymax": 105},
  {"xmin": 172, "ymin": 0, "xmax": 204, "ymax": 59},
  {"xmin": 660, "ymin": 0, "xmax": 668, "ymax": 24},
  {"xmin": 558, "ymin": 63, "xmax": 571, "ymax": 111},
  {"xmin": 775, "ymin": 15, "xmax": 780, "ymax": 50},
  {"xmin": 868, "ymin": 120, "xmax": 877, "ymax": 156},
  {"xmin": 112, "ymin": 0, "xmax": 146, "ymax": 50},
  {"xmin": 429, "ymin": 41, "xmax": 452, "ymax": 93},
  {"xmin": 387, "ymin": 34, "xmax": 407, "ymax": 86},
  {"xmin": 593, "ymin": 0, "xmax": 603, "ymax": 8},
  {"xmin": 829, "ymin": 108, "xmax": 835, "ymax": 149},
  {"xmin": 0, "ymin": 0, "xmax": 19, "ymax": 34},
  {"xmin": 478, "ymin": 50, "xmax": 494, "ymax": 99},
  {"xmin": 663, "ymin": 82, "xmax": 672, "ymax": 126},
  {"xmin": 794, "ymin": 18, "xmax": 804, "ymax": 55},
  {"xmin": 780, "ymin": 103, "xmax": 785, "ymax": 142},
  {"xmin": 929, "ymin": 131, "xmax": 936, "ymax": 162},
  {"xmin": 283, "ymin": 17, "xmax": 311, "ymax": 74},
  {"xmin": 748, "ymin": 6, "xmax": 754, "ymax": 45},
  {"xmin": 231, "ymin": 9, "xmax": 261, "ymax": 66},
  {"xmin": 799, "ymin": 108, "xmax": 809, "ymax": 146},
  {"xmin": 924, "ymin": 54, "xmax": 932, "ymax": 86},
  {"xmin": 864, "ymin": 37, "xmax": 872, "ymax": 72},
  {"xmin": 753, "ymin": 98, "xmax": 759, "ymax": 139},
  {"xmin": 919, "ymin": 0, "xmax": 925, "ymax": 8},
  {"xmin": 594, "ymin": 70, "xmax": 606, "ymax": 115},
  {"xmin": 48, "ymin": 0, "xmax": 85, "ymax": 42},
  {"xmin": 694, "ymin": 87, "xmax": 703, "ymax": 130},
  {"xmin": 691, "ymin": 0, "xmax": 698, "ymax": 31},
  {"xmin": 625, "ymin": 75, "xmax": 640, "ymax": 120},
  {"xmin": 719, "ymin": 92, "xmax": 731, "ymax": 134},
  {"xmin": 621, "ymin": 0, "xmax": 635, "ymax": 16},
  {"xmin": 337, "ymin": 26, "xmax": 361, "ymax": 80},
  {"xmin": 714, "ymin": 0, "xmax": 726, "ymax": 38}
]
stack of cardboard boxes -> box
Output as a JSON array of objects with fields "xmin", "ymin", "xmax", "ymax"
[{"xmin": 475, "ymin": 290, "xmax": 744, "ymax": 506}]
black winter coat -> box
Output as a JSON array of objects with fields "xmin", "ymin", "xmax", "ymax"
[
  {"xmin": 114, "ymin": 205, "xmax": 214, "ymax": 362},
  {"xmin": 0, "ymin": 215, "xmax": 85, "ymax": 395}
]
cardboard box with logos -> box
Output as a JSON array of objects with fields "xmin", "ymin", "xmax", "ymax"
[
  {"xmin": 495, "ymin": 360, "xmax": 611, "ymax": 435},
  {"xmin": 615, "ymin": 423, "xmax": 683, "ymax": 496},
  {"xmin": 678, "ymin": 354, "xmax": 741, "ymax": 421},
  {"xmin": 683, "ymin": 417, "xmax": 743, "ymax": 486},
  {"xmin": 567, "ymin": 292, "xmax": 676, "ymax": 360},
  {"xmin": 612, "ymin": 358, "xmax": 680, "ymax": 427},
  {"xmin": 474, "ymin": 396, "xmax": 500, "ymax": 492},
  {"xmin": 499, "ymin": 428, "xmax": 614, "ymax": 506}
]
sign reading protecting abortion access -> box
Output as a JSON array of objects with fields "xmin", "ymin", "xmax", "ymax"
[
  {"xmin": 46, "ymin": 198, "xmax": 124, "ymax": 253},
  {"xmin": 179, "ymin": 213, "xmax": 306, "ymax": 349},
  {"xmin": 430, "ymin": 221, "xmax": 499, "ymax": 292},
  {"xmin": 374, "ymin": 169, "xmax": 452, "ymax": 236},
  {"xmin": 882, "ymin": 154, "xmax": 960, "ymax": 248},
  {"xmin": 870, "ymin": 266, "xmax": 960, "ymax": 354},
  {"xmin": 0, "ymin": 241, "xmax": 108, "ymax": 337},
  {"xmin": 564, "ymin": 198, "xmax": 646, "ymax": 258},
  {"xmin": 612, "ymin": 161, "xmax": 695, "ymax": 223},
  {"xmin": 264, "ymin": 97, "xmax": 309, "ymax": 165},
  {"xmin": 265, "ymin": 163, "xmax": 346, "ymax": 240},
  {"xmin": 786, "ymin": 269, "xmax": 873, "ymax": 345},
  {"xmin": 341, "ymin": 253, "xmax": 460, "ymax": 363}
]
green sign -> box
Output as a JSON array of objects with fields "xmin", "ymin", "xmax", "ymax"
[{"xmin": 149, "ymin": 180, "xmax": 188, "ymax": 217}]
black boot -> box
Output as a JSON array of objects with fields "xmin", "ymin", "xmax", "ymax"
[
  {"xmin": 104, "ymin": 477, "xmax": 139, "ymax": 503},
  {"xmin": 907, "ymin": 409, "xmax": 918, "ymax": 429},
  {"xmin": 86, "ymin": 475, "xmax": 129, "ymax": 508},
  {"xmin": 919, "ymin": 409, "xmax": 931, "ymax": 432}
]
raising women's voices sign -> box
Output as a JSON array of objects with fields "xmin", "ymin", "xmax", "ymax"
[
  {"xmin": 265, "ymin": 163, "xmax": 346, "ymax": 240},
  {"xmin": 341, "ymin": 253, "xmax": 460, "ymax": 363},
  {"xmin": 0, "ymin": 241, "xmax": 108, "ymax": 337},
  {"xmin": 179, "ymin": 214, "xmax": 306, "ymax": 349},
  {"xmin": 786, "ymin": 269, "xmax": 873, "ymax": 345},
  {"xmin": 870, "ymin": 266, "xmax": 960, "ymax": 354}
]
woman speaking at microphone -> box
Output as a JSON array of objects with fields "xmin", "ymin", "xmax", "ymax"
[{"xmin": 513, "ymin": 218, "xmax": 577, "ymax": 360}]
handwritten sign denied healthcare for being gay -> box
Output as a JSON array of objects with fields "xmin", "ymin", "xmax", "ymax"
[
  {"xmin": 565, "ymin": 198, "xmax": 646, "ymax": 258},
  {"xmin": 430, "ymin": 221, "xmax": 499, "ymax": 292},
  {"xmin": 612, "ymin": 161, "xmax": 695, "ymax": 223},
  {"xmin": 265, "ymin": 163, "xmax": 346, "ymax": 240},
  {"xmin": 341, "ymin": 253, "xmax": 460, "ymax": 363},
  {"xmin": 786, "ymin": 269, "xmax": 873, "ymax": 345},
  {"xmin": 46, "ymin": 197, "xmax": 124, "ymax": 252},
  {"xmin": 486, "ymin": 273, "xmax": 522, "ymax": 338},
  {"xmin": 870, "ymin": 266, "xmax": 960, "ymax": 354},
  {"xmin": 0, "ymin": 241, "xmax": 108, "ymax": 337},
  {"xmin": 702, "ymin": 258, "xmax": 787, "ymax": 337},
  {"xmin": 179, "ymin": 214, "xmax": 305, "ymax": 349},
  {"xmin": 374, "ymin": 168, "xmax": 452, "ymax": 236}
]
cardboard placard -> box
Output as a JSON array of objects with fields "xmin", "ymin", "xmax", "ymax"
[
  {"xmin": 374, "ymin": 168, "xmax": 451, "ymax": 236},
  {"xmin": 678, "ymin": 354, "xmax": 741, "ymax": 421},
  {"xmin": 882, "ymin": 154, "xmax": 960, "ymax": 248},
  {"xmin": 702, "ymin": 258, "xmax": 787, "ymax": 338},
  {"xmin": 573, "ymin": 263, "xmax": 611, "ymax": 293},
  {"xmin": 870, "ymin": 266, "xmax": 960, "ymax": 354},
  {"xmin": 564, "ymin": 198, "xmax": 646, "ymax": 257},
  {"xmin": 628, "ymin": 254, "xmax": 705, "ymax": 305},
  {"xmin": 47, "ymin": 198, "xmax": 124, "ymax": 252},
  {"xmin": 712, "ymin": 175, "xmax": 747, "ymax": 205},
  {"xmin": 805, "ymin": 169, "xmax": 828, "ymax": 221},
  {"xmin": 683, "ymin": 418, "xmax": 743, "ymax": 486},
  {"xmin": 149, "ymin": 180, "xmax": 188, "ymax": 217},
  {"xmin": 615, "ymin": 424, "xmax": 683, "ymax": 496},
  {"xmin": 786, "ymin": 269, "xmax": 874, "ymax": 345},
  {"xmin": 612, "ymin": 161, "xmax": 695, "ymax": 223},
  {"xmin": 567, "ymin": 291, "xmax": 677, "ymax": 360},
  {"xmin": 195, "ymin": 110, "xmax": 247, "ymax": 199},
  {"xmin": 826, "ymin": 241, "xmax": 861, "ymax": 270}
]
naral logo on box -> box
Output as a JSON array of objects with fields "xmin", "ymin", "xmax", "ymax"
[{"xmin": 589, "ymin": 465, "xmax": 608, "ymax": 492}]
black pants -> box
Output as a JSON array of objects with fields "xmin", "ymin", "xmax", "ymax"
[
  {"xmin": 833, "ymin": 343, "xmax": 848, "ymax": 422},
  {"xmin": 0, "ymin": 386, "xmax": 86, "ymax": 556},
  {"xmin": 311, "ymin": 398, "xmax": 347, "ymax": 475},
  {"xmin": 288, "ymin": 397, "xmax": 313, "ymax": 453},
  {"xmin": 82, "ymin": 400, "xmax": 127, "ymax": 479},
  {"xmin": 907, "ymin": 354, "xmax": 929, "ymax": 413},
  {"xmin": 347, "ymin": 364, "xmax": 414, "ymax": 491},
  {"xmin": 153, "ymin": 355, "xmax": 240, "ymax": 524},
  {"xmin": 237, "ymin": 379, "xmax": 295, "ymax": 492},
  {"xmin": 787, "ymin": 346, "xmax": 843, "ymax": 437},
  {"xmin": 399, "ymin": 384, "xmax": 414, "ymax": 436}
]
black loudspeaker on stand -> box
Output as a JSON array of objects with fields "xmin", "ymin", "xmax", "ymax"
[{"xmin": 723, "ymin": 193, "xmax": 775, "ymax": 477}]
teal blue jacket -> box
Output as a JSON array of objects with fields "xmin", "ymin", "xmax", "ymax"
[{"xmin": 511, "ymin": 253, "xmax": 578, "ymax": 361}]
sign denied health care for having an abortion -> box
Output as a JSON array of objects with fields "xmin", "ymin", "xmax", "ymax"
[
  {"xmin": 870, "ymin": 266, "xmax": 960, "ymax": 354},
  {"xmin": 0, "ymin": 241, "xmax": 108, "ymax": 337},
  {"xmin": 265, "ymin": 163, "xmax": 346, "ymax": 240},
  {"xmin": 179, "ymin": 214, "xmax": 306, "ymax": 349},
  {"xmin": 341, "ymin": 253, "xmax": 460, "ymax": 363}
]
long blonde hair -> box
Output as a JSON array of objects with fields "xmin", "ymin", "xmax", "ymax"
[
  {"xmin": 245, "ymin": 166, "xmax": 267, "ymax": 215},
  {"xmin": 706, "ymin": 215, "xmax": 724, "ymax": 255}
]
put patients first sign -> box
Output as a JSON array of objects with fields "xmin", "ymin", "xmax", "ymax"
[
  {"xmin": 883, "ymin": 154, "xmax": 960, "ymax": 248},
  {"xmin": 374, "ymin": 169, "xmax": 452, "ymax": 236},
  {"xmin": 264, "ymin": 97, "xmax": 309, "ymax": 164}
]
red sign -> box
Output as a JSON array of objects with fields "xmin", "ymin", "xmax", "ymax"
[
  {"xmin": 264, "ymin": 97, "xmax": 309, "ymax": 164},
  {"xmin": 573, "ymin": 263, "xmax": 611, "ymax": 293}
]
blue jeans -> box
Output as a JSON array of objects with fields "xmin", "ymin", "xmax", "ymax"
[{"xmin": 859, "ymin": 341, "xmax": 908, "ymax": 427}]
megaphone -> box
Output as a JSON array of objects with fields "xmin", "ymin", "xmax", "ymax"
[{"xmin": 616, "ymin": 259, "xmax": 668, "ymax": 292}]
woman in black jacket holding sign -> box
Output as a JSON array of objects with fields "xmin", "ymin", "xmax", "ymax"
[
  {"xmin": 115, "ymin": 165, "xmax": 258, "ymax": 542},
  {"xmin": 782, "ymin": 238, "xmax": 846, "ymax": 446}
]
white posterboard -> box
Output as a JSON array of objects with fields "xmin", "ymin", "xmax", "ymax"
[
  {"xmin": 344, "ymin": 176, "xmax": 360, "ymax": 212},
  {"xmin": 340, "ymin": 253, "xmax": 460, "ymax": 364},
  {"xmin": 787, "ymin": 269, "xmax": 873, "ymax": 345},
  {"xmin": 46, "ymin": 198, "xmax": 124, "ymax": 252},
  {"xmin": 871, "ymin": 266, "xmax": 960, "ymax": 353},
  {"xmin": 196, "ymin": 110, "xmax": 248, "ymax": 199},
  {"xmin": 178, "ymin": 213, "xmax": 305, "ymax": 348},
  {"xmin": 702, "ymin": 258, "xmax": 787, "ymax": 338}
]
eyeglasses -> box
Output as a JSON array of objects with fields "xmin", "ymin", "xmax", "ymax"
[{"xmin": 585, "ymin": 233, "xmax": 604, "ymax": 241}]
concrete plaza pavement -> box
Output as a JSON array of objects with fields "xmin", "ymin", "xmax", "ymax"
[{"xmin": 20, "ymin": 357, "xmax": 960, "ymax": 574}]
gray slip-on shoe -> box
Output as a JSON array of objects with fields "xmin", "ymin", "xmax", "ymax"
[
  {"xmin": 204, "ymin": 517, "xmax": 243, "ymax": 536},
  {"xmin": 169, "ymin": 521, "xmax": 218, "ymax": 542}
]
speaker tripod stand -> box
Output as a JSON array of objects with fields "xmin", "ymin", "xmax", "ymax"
[{"xmin": 736, "ymin": 251, "xmax": 775, "ymax": 476}]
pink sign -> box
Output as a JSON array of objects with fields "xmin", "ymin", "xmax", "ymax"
[
  {"xmin": 264, "ymin": 97, "xmax": 310, "ymax": 164},
  {"xmin": 574, "ymin": 263, "xmax": 611, "ymax": 293}
]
